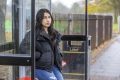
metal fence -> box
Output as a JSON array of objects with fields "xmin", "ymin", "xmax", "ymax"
[
  {"xmin": 88, "ymin": 15, "xmax": 112, "ymax": 49},
  {"xmin": 53, "ymin": 14, "xmax": 113, "ymax": 50}
]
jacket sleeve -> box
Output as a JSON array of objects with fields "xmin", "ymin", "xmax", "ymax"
[
  {"xmin": 19, "ymin": 32, "xmax": 41, "ymax": 59},
  {"xmin": 56, "ymin": 32, "xmax": 63, "ymax": 57}
]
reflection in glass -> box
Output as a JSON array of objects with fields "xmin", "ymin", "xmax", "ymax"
[
  {"xmin": 51, "ymin": 0, "xmax": 85, "ymax": 14},
  {"xmin": 35, "ymin": 0, "xmax": 51, "ymax": 13},
  {"xmin": 5, "ymin": 0, "xmax": 12, "ymax": 42},
  {"xmin": 0, "ymin": 0, "xmax": 32, "ymax": 79},
  {"xmin": 53, "ymin": 14, "xmax": 85, "ymax": 35},
  {"xmin": 61, "ymin": 40, "xmax": 85, "ymax": 80},
  {"xmin": 0, "ymin": 65, "xmax": 31, "ymax": 80},
  {"xmin": 0, "ymin": 0, "xmax": 6, "ymax": 44},
  {"xmin": 51, "ymin": 0, "xmax": 86, "ymax": 80}
]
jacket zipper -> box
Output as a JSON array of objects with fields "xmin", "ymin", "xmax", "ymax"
[
  {"xmin": 49, "ymin": 40, "xmax": 54, "ymax": 67},
  {"xmin": 41, "ymin": 34, "xmax": 54, "ymax": 68}
]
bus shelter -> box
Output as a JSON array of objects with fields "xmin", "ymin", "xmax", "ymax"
[{"xmin": 0, "ymin": 0, "xmax": 90, "ymax": 80}]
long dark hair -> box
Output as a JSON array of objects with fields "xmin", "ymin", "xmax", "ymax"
[{"xmin": 35, "ymin": 8, "xmax": 57, "ymax": 39}]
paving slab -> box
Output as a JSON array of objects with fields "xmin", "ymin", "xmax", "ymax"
[{"xmin": 90, "ymin": 35, "xmax": 120, "ymax": 80}]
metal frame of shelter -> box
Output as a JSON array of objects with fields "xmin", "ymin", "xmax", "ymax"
[{"xmin": 0, "ymin": 0, "xmax": 89, "ymax": 80}]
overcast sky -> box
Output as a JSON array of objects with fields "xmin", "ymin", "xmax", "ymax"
[
  {"xmin": 52, "ymin": 0, "xmax": 83, "ymax": 8},
  {"xmin": 7, "ymin": 0, "xmax": 84, "ymax": 8}
]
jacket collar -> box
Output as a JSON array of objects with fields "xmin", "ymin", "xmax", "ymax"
[
  {"xmin": 36, "ymin": 28, "xmax": 61, "ymax": 42},
  {"xmin": 38, "ymin": 29, "xmax": 50, "ymax": 40}
]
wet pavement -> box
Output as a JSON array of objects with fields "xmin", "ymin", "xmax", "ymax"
[{"xmin": 90, "ymin": 35, "xmax": 120, "ymax": 80}]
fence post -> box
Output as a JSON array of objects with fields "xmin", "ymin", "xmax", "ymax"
[{"xmin": 68, "ymin": 14, "xmax": 72, "ymax": 35}]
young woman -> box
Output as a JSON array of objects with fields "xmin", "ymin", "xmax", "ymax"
[{"xmin": 20, "ymin": 9, "xmax": 64, "ymax": 80}]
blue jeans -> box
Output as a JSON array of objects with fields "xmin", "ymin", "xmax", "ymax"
[{"xmin": 35, "ymin": 66, "xmax": 64, "ymax": 80}]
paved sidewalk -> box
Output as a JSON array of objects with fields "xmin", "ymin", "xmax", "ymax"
[{"xmin": 90, "ymin": 35, "xmax": 120, "ymax": 80}]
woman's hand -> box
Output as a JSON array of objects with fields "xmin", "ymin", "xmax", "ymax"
[{"xmin": 62, "ymin": 60, "xmax": 67, "ymax": 67}]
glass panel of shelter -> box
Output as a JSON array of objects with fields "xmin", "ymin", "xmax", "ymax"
[
  {"xmin": 0, "ymin": 0, "xmax": 32, "ymax": 79},
  {"xmin": 0, "ymin": 0, "xmax": 87, "ymax": 80},
  {"xmin": 51, "ymin": 0, "xmax": 87, "ymax": 79},
  {"xmin": 60, "ymin": 39, "xmax": 86, "ymax": 80}
]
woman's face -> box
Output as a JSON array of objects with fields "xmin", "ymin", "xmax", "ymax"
[{"xmin": 42, "ymin": 12, "xmax": 52, "ymax": 28}]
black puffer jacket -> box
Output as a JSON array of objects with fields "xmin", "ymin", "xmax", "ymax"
[{"xmin": 19, "ymin": 29, "xmax": 62, "ymax": 72}]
